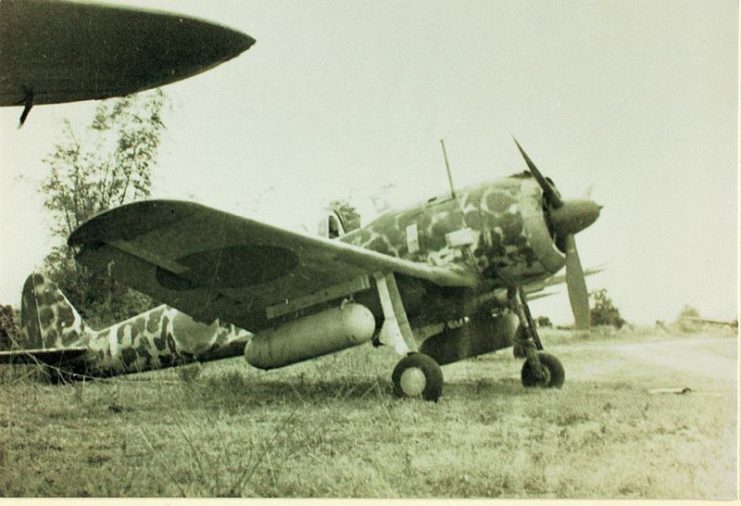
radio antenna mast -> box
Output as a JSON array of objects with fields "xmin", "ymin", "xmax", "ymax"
[{"xmin": 439, "ymin": 139, "xmax": 456, "ymax": 199}]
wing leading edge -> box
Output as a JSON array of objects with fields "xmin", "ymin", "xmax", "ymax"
[{"xmin": 69, "ymin": 200, "xmax": 480, "ymax": 331}]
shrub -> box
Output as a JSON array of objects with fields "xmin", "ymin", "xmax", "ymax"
[{"xmin": 589, "ymin": 289, "xmax": 626, "ymax": 329}]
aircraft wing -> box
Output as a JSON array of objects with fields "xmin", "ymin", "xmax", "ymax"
[
  {"xmin": 0, "ymin": 0, "xmax": 254, "ymax": 107},
  {"xmin": 69, "ymin": 200, "xmax": 480, "ymax": 332},
  {"xmin": 0, "ymin": 347, "xmax": 88, "ymax": 366}
]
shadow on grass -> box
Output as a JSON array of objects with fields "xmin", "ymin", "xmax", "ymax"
[
  {"xmin": 197, "ymin": 370, "xmax": 552, "ymax": 409},
  {"xmin": 200, "ymin": 371, "xmax": 391, "ymax": 406}
]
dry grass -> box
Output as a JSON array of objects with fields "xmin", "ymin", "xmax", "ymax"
[{"xmin": 0, "ymin": 330, "xmax": 736, "ymax": 498}]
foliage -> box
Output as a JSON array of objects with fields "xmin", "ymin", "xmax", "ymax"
[
  {"xmin": 41, "ymin": 90, "xmax": 165, "ymax": 237},
  {"xmin": 329, "ymin": 200, "xmax": 361, "ymax": 232},
  {"xmin": 0, "ymin": 305, "xmax": 19, "ymax": 350},
  {"xmin": 677, "ymin": 305, "xmax": 700, "ymax": 320},
  {"xmin": 589, "ymin": 289, "xmax": 626, "ymax": 329},
  {"xmin": 535, "ymin": 316, "xmax": 552, "ymax": 328},
  {"xmin": 676, "ymin": 305, "xmax": 701, "ymax": 333},
  {"xmin": 39, "ymin": 90, "xmax": 166, "ymax": 327}
]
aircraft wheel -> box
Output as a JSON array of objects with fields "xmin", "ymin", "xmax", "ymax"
[
  {"xmin": 392, "ymin": 352, "xmax": 443, "ymax": 402},
  {"xmin": 521, "ymin": 352, "xmax": 565, "ymax": 388}
]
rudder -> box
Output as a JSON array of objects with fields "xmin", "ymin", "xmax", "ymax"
[{"xmin": 20, "ymin": 273, "xmax": 91, "ymax": 350}]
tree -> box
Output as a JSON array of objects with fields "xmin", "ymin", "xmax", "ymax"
[
  {"xmin": 676, "ymin": 304, "xmax": 702, "ymax": 333},
  {"xmin": 677, "ymin": 305, "xmax": 701, "ymax": 320},
  {"xmin": 589, "ymin": 289, "xmax": 626, "ymax": 329},
  {"xmin": 0, "ymin": 305, "xmax": 18, "ymax": 350},
  {"xmin": 39, "ymin": 90, "xmax": 166, "ymax": 327},
  {"xmin": 329, "ymin": 200, "xmax": 361, "ymax": 232},
  {"xmin": 536, "ymin": 315, "xmax": 552, "ymax": 328}
]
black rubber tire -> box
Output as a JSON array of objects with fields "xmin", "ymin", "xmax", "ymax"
[
  {"xmin": 392, "ymin": 352, "xmax": 444, "ymax": 402},
  {"xmin": 521, "ymin": 352, "xmax": 565, "ymax": 388}
]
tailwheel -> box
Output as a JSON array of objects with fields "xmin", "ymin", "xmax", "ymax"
[
  {"xmin": 521, "ymin": 352, "xmax": 565, "ymax": 388},
  {"xmin": 392, "ymin": 352, "xmax": 443, "ymax": 402}
]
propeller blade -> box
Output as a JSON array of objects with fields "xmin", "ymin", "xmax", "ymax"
[
  {"xmin": 513, "ymin": 138, "xmax": 563, "ymax": 208},
  {"xmin": 564, "ymin": 234, "xmax": 591, "ymax": 329},
  {"xmin": 583, "ymin": 184, "xmax": 594, "ymax": 199}
]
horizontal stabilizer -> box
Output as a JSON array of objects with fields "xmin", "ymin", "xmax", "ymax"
[{"xmin": 0, "ymin": 347, "xmax": 87, "ymax": 366}]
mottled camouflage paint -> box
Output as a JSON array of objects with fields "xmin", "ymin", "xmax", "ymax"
[
  {"xmin": 19, "ymin": 273, "xmax": 252, "ymax": 377},
  {"xmin": 342, "ymin": 174, "xmax": 566, "ymax": 287},
  {"xmin": 21, "ymin": 273, "xmax": 91, "ymax": 350}
]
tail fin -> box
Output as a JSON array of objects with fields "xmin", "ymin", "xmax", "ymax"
[{"xmin": 20, "ymin": 273, "xmax": 91, "ymax": 350}]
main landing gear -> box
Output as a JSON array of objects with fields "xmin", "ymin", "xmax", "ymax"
[
  {"xmin": 374, "ymin": 271, "xmax": 564, "ymax": 400},
  {"xmin": 521, "ymin": 352, "xmax": 565, "ymax": 388},
  {"xmin": 373, "ymin": 271, "xmax": 445, "ymax": 402},
  {"xmin": 512, "ymin": 287, "xmax": 565, "ymax": 389},
  {"xmin": 392, "ymin": 352, "xmax": 444, "ymax": 401}
]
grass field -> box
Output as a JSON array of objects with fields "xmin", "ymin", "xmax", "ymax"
[{"xmin": 0, "ymin": 328, "xmax": 737, "ymax": 498}]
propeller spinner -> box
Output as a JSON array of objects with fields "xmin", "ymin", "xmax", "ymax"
[{"xmin": 513, "ymin": 138, "xmax": 601, "ymax": 329}]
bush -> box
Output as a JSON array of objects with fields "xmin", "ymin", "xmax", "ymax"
[
  {"xmin": 676, "ymin": 305, "xmax": 702, "ymax": 333},
  {"xmin": 589, "ymin": 289, "xmax": 626, "ymax": 329},
  {"xmin": 536, "ymin": 316, "xmax": 552, "ymax": 328}
]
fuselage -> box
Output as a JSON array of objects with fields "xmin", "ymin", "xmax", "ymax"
[
  {"xmin": 77, "ymin": 306, "xmax": 252, "ymax": 377},
  {"xmin": 17, "ymin": 272, "xmax": 252, "ymax": 378},
  {"xmin": 339, "ymin": 174, "xmax": 566, "ymax": 328}
]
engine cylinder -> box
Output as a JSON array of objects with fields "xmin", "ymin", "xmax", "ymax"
[{"xmin": 244, "ymin": 303, "xmax": 375, "ymax": 369}]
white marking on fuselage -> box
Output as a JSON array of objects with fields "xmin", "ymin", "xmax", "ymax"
[{"xmin": 109, "ymin": 327, "xmax": 119, "ymax": 358}]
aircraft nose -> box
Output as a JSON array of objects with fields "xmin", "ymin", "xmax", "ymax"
[{"xmin": 549, "ymin": 199, "xmax": 601, "ymax": 236}]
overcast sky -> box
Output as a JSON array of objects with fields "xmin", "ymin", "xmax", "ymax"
[{"xmin": 1, "ymin": 0, "xmax": 738, "ymax": 325}]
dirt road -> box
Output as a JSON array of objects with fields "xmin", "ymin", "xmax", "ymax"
[{"xmin": 557, "ymin": 334, "xmax": 737, "ymax": 391}]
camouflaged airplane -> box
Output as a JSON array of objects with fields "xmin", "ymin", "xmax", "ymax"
[
  {"xmin": 0, "ymin": 0, "xmax": 255, "ymax": 125},
  {"xmin": 0, "ymin": 263, "xmax": 597, "ymax": 381},
  {"xmin": 55, "ymin": 141, "xmax": 601, "ymax": 401},
  {"xmin": 0, "ymin": 273, "xmax": 252, "ymax": 379},
  {"xmin": 0, "ymin": 262, "xmax": 598, "ymax": 381}
]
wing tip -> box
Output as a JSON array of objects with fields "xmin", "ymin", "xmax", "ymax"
[{"xmin": 69, "ymin": 200, "xmax": 200, "ymax": 247}]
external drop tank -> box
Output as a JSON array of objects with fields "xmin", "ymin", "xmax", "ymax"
[{"xmin": 244, "ymin": 303, "xmax": 376, "ymax": 369}]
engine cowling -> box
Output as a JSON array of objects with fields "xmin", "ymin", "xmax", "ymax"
[
  {"xmin": 244, "ymin": 303, "xmax": 375, "ymax": 369},
  {"xmin": 472, "ymin": 177, "xmax": 566, "ymax": 283}
]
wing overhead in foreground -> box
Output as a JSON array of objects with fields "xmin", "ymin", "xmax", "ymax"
[
  {"xmin": 0, "ymin": 0, "xmax": 255, "ymax": 107},
  {"xmin": 69, "ymin": 200, "xmax": 480, "ymax": 332},
  {"xmin": 0, "ymin": 347, "xmax": 88, "ymax": 366}
]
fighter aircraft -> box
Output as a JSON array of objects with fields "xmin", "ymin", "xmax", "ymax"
[
  {"xmin": 0, "ymin": 0, "xmax": 255, "ymax": 125},
  {"xmin": 0, "ymin": 273, "xmax": 252, "ymax": 380},
  {"xmin": 0, "ymin": 262, "xmax": 598, "ymax": 380},
  {"xmin": 65, "ymin": 141, "xmax": 601, "ymax": 401}
]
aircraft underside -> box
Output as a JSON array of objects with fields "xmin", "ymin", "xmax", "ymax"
[
  {"xmin": 4, "ymin": 271, "xmax": 564, "ymax": 401},
  {"xmin": 240, "ymin": 271, "xmax": 565, "ymax": 401}
]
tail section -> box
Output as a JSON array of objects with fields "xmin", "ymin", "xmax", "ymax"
[
  {"xmin": 20, "ymin": 273, "xmax": 92, "ymax": 350},
  {"xmin": 5, "ymin": 273, "xmax": 250, "ymax": 377}
]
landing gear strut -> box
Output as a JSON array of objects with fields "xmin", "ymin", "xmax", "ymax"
[
  {"xmin": 374, "ymin": 271, "xmax": 444, "ymax": 401},
  {"xmin": 511, "ymin": 287, "xmax": 565, "ymax": 389}
]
